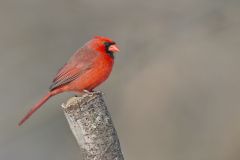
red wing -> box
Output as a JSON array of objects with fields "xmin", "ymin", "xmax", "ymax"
[
  {"xmin": 49, "ymin": 47, "xmax": 98, "ymax": 91},
  {"xmin": 49, "ymin": 66, "xmax": 85, "ymax": 90}
]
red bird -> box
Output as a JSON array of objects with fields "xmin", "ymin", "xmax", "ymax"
[{"xmin": 18, "ymin": 36, "xmax": 119, "ymax": 126}]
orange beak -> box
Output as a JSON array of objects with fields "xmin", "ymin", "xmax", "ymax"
[{"xmin": 109, "ymin": 44, "xmax": 120, "ymax": 53}]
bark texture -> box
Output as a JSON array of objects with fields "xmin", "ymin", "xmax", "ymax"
[{"xmin": 62, "ymin": 91, "xmax": 124, "ymax": 160}]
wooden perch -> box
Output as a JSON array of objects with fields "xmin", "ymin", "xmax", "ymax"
[{"xmin": 62, "ymin": 91, "xmax": 124, "ymax": 160}]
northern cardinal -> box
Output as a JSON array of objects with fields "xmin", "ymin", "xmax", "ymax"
[{"xmin": 18, "ymin": 36, "xmax": 119, "ymax": 126}]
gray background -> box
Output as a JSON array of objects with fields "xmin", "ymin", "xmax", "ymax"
[{"xmin": 0, "ymin": 0, "xmax": 240, "ymax": 160}]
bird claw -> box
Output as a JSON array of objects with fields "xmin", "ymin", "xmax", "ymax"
[
  {"xmin": 93, "ymin": 90, "xmax": 103, "ymax": 95},
  {"xmin": 83, "ymin": 90, "xmax": 102, "ymax": 96},
  {"xmin": 83, "ymin": 90, "xmax": 92, "ymax": 94}
]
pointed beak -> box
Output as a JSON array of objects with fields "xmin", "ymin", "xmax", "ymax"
[{"xmin": 109, "ymin": 44, "xmax": 120, "ymax": 53}]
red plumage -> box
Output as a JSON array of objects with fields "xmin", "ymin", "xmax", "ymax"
[{"xmin": 18, "ymin": 36, "xmax": 119, "ymax": 126}]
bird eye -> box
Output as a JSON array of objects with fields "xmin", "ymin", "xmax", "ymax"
[
  {"xmin": 103, "ymin": 42, "xmax": 115, "ymax": 52},
  {"xmin": 103, "ymin": 41, "xmax": 115, "ymax": 47}
]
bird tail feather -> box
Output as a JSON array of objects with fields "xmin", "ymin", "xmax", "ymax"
[{"xmin": 18, "ymin": 92, "xmax": 52, "ymax": 126}]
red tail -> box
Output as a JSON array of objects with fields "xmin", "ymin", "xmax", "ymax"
[{"xmin": 18, "ymin": 92, "xmax": 53, "ymax": 126}]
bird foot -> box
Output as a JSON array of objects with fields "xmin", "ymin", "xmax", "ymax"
[
  {"xmin": 83, "ymin": 90, "xmax": 102, "ymax": 96},
  {"xmin": 83, "ymin": 90, "xmax": 92, "ymax": 94}
]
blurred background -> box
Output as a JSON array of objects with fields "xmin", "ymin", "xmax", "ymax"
[{"xmin": 0, "ymin": 0, "xmax": 240, "ymax": 159}]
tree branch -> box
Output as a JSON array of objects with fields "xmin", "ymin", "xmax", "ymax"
[{"xmin": 62, "ymin": 91, "xmax": 124, "ymax": 160}]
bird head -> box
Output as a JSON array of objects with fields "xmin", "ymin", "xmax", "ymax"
[{"xmin": 88, "ymin": 36, "xmax": 120, "ymax": 58}]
